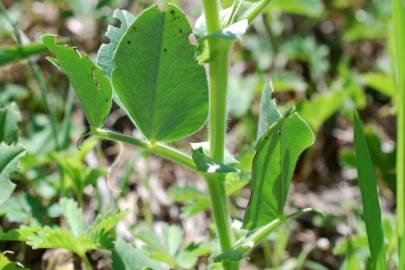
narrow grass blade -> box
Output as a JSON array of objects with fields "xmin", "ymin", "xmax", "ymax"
[
  {"xmin": 391, "ymin": 0, "xmax": 405, "ymax": 266},
  {"xmin": 353, "ymin": 111, "xmax": 387, "ymax": 270}
]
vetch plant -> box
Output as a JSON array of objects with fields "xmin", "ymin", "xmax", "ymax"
[{"xmin": 42, "ymin": 2, "xmax": 323, "ymax": 269}]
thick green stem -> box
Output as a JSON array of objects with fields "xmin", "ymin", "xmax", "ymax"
[
  {"xmin": 392, "ymin": 0, "xmax": 405, "ymax": 267},
  {"xmin": 92, "ymin": 129, "xmax": 197, "ymax": 172},
  {"xmin": 201, "ymin": 0, "xmax": 237, "ymax": 269}
]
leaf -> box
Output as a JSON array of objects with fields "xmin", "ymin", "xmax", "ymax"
[
  {"xmin": 268, "ymin": 0, "xmax": 325, "ymax": 17},
  {"xmin": 242, "ymin": 111, "xmax": 314, "ymax": 230},
  {"xmin": 257, "ymin": 81, "xmax": 282, "ymax": 140},
  {"xmin": 112, "ymin": 238, "xmax": 165, "ymax": 270},
  {"xmin": 360, "ymin": 72, "xmax": 395, "ymax": 97},
  {"xmin": 192, "ymin": 148, "xmax": 238, "ymax": 174},
  {"xmin": 190, "ymin": 141, "xmax": 238, "ymax": 165},
  {"xmin": 88, "ymin": 210, "xmax": 127, "ymax": 249},
  {"xmin": 0, "ymin": 143, "xmax": 26, "ymax": 208},
  {"xmin": 42, "ymin": 34, "xmax": 112, "ymax": 128},
  {"xmin": 0, "ymin": 102, "xmax": 22, "ymax": 144},
  {"xmin": 60, "ymin": 198, "xmax": 86, "ymax": 237},
  {"xmin": 112, "ymin": 5, "xmax": 208, "ymax": 142},
  {"xmin": 162, "ymin": 224, "xmax": 183, "ymax": 256},
  {"xmin": 97, "ymin": 9, "xmax": 135, "ymax": 78},
  {"xmin": 26, "ymin": 227, "xmax": 97, "ymax": 257},
  {"xmin": 0, "ymin": 43, "xmax": 48, "ymax": 67},
  {"xmin": 353, "ymin": 111, "xmax": 387, "ymax": 270},
  {"xmin": 0, "ymin": 252, "xmax": 26, "ymax": 269}
]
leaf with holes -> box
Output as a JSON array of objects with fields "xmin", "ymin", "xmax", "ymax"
[
  {"xmin": 112, "ymin": 5, "xmax": 208, "ymax": 142},
  {"xmin": 42, "ymin": 35, "xmax": 112, "ymax": 128}
]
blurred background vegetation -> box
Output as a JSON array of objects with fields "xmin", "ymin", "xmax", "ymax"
[{"xmin": 0, "ymin": 0, "xmax": 398, "ymax": 269}]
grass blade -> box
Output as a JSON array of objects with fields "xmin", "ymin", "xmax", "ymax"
[
  {"xmin": 353, "ymin": 111, "xmax": 387, "ymax": 270},
  {"xmin": 391, "ymin": 0, "xmax": 405, "ymax": 266}
]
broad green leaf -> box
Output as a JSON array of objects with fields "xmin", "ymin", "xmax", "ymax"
[
  {"xmin": 268, "ymin": 0, "xmax": 325, "ymax": 17},
  {"xmin": 353, "ymin": 111, "xmax": 387, "ymax": 270},
  {"xmin": 112, "ymin": 238, "xmax": 165, "ymax": 270},
  {"xmin": 0, "ymin": 43, "xmax": 48, "ymax": 66},
  {"xmin": 0, "ymin": 143, "xmax": 25, "ymax": 207},
  {"xmin": 112, "ymin": 5, "xmax": 208, "ymax": 142},
  {"xmin": 42, "ymin": 35, "xmax": 112, "ymax": 128},
  {"xmin": 0, "ymin": 252, "xmax": 26, "ymax": 269},
  {"xmin": 97, "ymin": 9, "xmax": 135, "ymax": 77},
  {"xmin": 243, "ymin": 111, "xmax": 314, "ymax": 230},
  {"xmin": 192, "ymin": 148, "xmax": 238, "ymax": 174},
  {"xmin": 0, "ymin": 102, "xmax": 22, "ymax": 144},
  {"xmin": 257, "ymin": 81, "xmax": 282, "ymax": 140},
  {"xmin": 60, "ymin": 198, "xmax": 86, "ymax": 237}
]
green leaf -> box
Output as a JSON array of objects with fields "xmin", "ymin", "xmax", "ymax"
[
  {"xmin": 0, "ymin": 102, "xmax": 22, "ymax": 144},
  {"xmin": 112, "ymin": 5, "xmax": 208, "ymax": 142},
  {"xmin": 112, "ymin": 238, "xmax": 164, "ymax": 270},
  {"xmin": 162, "ymin": 224, "xmax": 183, "ymax": 256},
  {"xmin": 97, "ymin": 9, "xmax": 135, "ymax": 78},
  {"xmin": 0, "ymin": 143, "xmax": 25, "ymax": 207},
  {"xmin": 257, "ymin": 81, "xmax": 282, "ymax": 140},
  {"xmin": 60, "ymin": 198, "xmax": 86, "ymax": 237},
  {"xmin": 360, "ymin": 72, "xmax": 395, "ymax": 97},
  {"xmin": 88, "ymin": 210, "xmax": 127, "ymax": 249},
  {"xmin": 42, "ymin": 34, "xmax": 112, "ymax": 128},
  {"xmin": 0, "ymin": 252, "xmax": 26, "ymax": 269},
  {"xmin": 26, "ymin": 227, "xmax": 97, "ymax": 257},
  {"xmin": 192, "ymin": 148, "xmax": 238, "ymax": 174},
  {"xmin": 0, "ymin": 43, "xmax": 48, "ymax": 67},
  {"xmin": 190, "ymin": 141, "xmax": 238, "ymax": 165},
  {"xmin": 242, "ymin": 111, "xmax": 314, "ymax": 230},
  {"xmin": 268, "ymin": 0, "xmax": 325, "ymax": 17},
  {"xmin": 353, "ymin": 111, "xmax": 387, "ymax": 270}
]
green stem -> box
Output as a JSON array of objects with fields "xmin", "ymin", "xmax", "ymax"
[
  {"xmin": 242, "ymin": 0, "xmax": 273, "ymax": 24},
  {"xmin": 80, "ymin": 254, "xmax": 93, "ymax": 270},
  {"xmin": 392, "ymin": 0, "xmax": 405, "ymax": 267},
  {"xmin": 92, "ymin": 129, "xmax": 197, "ymax": 172},
  {"xmin": 201, "ymin": 0, "xmax": 237, "ymax": 269}
]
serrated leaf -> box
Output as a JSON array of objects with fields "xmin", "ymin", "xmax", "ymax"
[
  {"xmin": 97, "ymin": 9, "xmax": 135, "ymax": 77},
  {"xmin": 0, "ymin": 102, "xmax": 22, "ymax": 144},
  {"xmin": 353, "ymin": 111, "xmax": 387, "ymax": 270},
  {"xmin": 192, "ymin": 148, "xmax": 238, "ymax": 174},
  {"xmin": 112, "ymin": 238, "xmax": 165, "ymax": 270},
  {"xmin": 257, "ymin": 81, "xmax": 282, "ymax": 140},
  {"xmin": 112, "ymin": 5, "xmax": 208, "ymax": 142},
  {"xmin": 88, "ymin": 210, "xmax": 127, "ymax": 249},
  {"xmin": 42, "ymin": 35, "xmax": 112, "ymax": 128},
  {"xmin": 0, "ymin": 143, "xmax": 26, "ymax": 207},
  {"xmin": 60, "ymin": 198, "xmax": 86, "ymax": 237},
  {"xmin": 243, "ymin": 111, "xmax": 314, "ymax": 230},
  {"xmin": 26, "ymin": 227, "xmax": 97, "ymax": 257}
]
